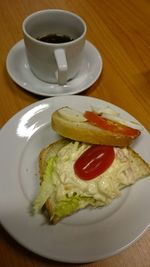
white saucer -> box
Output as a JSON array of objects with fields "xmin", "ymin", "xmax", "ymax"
[{"xmin": 6, "ymin": 40, "xmax": 103, "ymax": 97}]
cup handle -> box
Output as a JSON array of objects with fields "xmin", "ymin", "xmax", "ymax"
[{"xmin": 54, "ymin": 49, "xmax": 68, "ymax": 85}]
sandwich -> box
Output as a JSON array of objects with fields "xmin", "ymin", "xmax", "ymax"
[
  {"xmin": 51, "ymin": 106, "xmax": 141, "ymax": 147},
  {"xmin": 33, "ymin": 106, "xmax": 150, "ymax": 224}
]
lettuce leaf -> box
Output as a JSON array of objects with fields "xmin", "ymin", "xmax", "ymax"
[
  {"xmin": 52, "ymin": 193, "xmax": 95, "ymax": 221},
  {"xmin": 33, "ymin": 157, "xmax": 55, "ymax": 213}
]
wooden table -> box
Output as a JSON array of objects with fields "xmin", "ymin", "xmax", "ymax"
[{"xmin": 0, "ymin": 0, "xmax": 150, "ymax": 266}]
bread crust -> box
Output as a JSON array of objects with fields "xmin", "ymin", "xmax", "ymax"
[
  {"xmin": 127, "ymin": 147, "xmax": 150, "ymax": 178},
  {"xmin": 45, "ymin": 200, "xmax": 60, "ymax": 224},
  {"xmin": 51, "ymin": 110, "xmax": 137, "ymax": 147},
  {"xmin": 39, "ymin": 139, "xmax": 69, "ymax": 181}
]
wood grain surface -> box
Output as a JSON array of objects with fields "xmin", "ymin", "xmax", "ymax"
[{"xmin": 0, "ymin": 1, "xmax": 150, "ymax": 266}]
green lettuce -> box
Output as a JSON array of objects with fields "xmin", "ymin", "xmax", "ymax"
[
  {"xmin": 52, "ymin": 193, "xmax": 95, "ymax": 221},
  {"xmin": 33, "ymin": 157, "xmax": 55, "ymax": 213}
]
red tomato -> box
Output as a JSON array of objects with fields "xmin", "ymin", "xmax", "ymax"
[
  {"xmin": 74, "ymin": 145, "xmax": 115, "ymax": 180},
  {"xmin": 84, "ymin": 111, "xmax": 140, "ymax": 137}
]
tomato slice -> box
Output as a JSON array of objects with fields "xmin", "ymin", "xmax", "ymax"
[
  {"xmin": 84, "ymin": 111, "xmax": 140, "ymax": 137},
  {"xmin": 74, "ymin": 145, "xmax": 115, "ymax": 180}
]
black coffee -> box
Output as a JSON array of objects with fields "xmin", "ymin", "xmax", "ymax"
[{"xmin": 37, "ymin": 33, "xmax": 74, "ymax": 43}]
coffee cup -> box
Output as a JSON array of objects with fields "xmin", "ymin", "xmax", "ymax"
[{"xmin": 22, "ymin": 9, "xmax": 87, "ymax": 85}]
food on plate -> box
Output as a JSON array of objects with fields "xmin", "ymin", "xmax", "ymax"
[
  {"xmin": 51, "ymin": 107, "xmax": 141, "ymax": 147},
  {"xmin": 33, "ymin": 139, "xmax": 150, "ymax": 224}
]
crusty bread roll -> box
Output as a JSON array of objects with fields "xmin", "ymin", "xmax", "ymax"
[
  {"xmin": 34, "ymin": 139, "xmax": 150, "ymax": 224},
  {"xmin": 51, "ymin": 107, "xmax": 140, "ymax": 147}
]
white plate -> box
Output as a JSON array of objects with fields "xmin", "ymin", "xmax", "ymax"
[
  {"xmin": 0, "ymin": 95, "xmax": 150, "ymax": 263},
  {"xmin": 6, "ymin": 40, "xmax": 102, "ymax": 96}
]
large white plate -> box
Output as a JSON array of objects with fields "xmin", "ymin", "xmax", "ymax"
[
  {"xmin": 6, "ymin": 40, "xmax": 102, "ymax": 96},
  {"xmin": 0, "ymin": 95, "xmax": 150, "ymax": 263}
]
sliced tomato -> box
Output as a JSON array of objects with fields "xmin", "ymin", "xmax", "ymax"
[
  {"xmin": 74, "ymin": 145, "xmax": 115, "ymax": 180},
  {"xmin": 84, "ymin": 111, "xmax": 140, "ymax": 137}
]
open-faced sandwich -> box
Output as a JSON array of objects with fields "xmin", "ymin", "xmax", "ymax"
[
  {"xmin": 33, "ymin": 106, "xmax": 150, "ymax": 224},
  {"xmin": 51, "ymin": 106, "xmax": 141, "ymax": 146}
]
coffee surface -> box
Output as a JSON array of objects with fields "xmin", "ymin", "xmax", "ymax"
[{"xmin": 37, "ymin": 33, "xmax": 73, "ymax": 43}]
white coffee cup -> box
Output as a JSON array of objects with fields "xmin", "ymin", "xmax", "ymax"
[{"xmin": 22, "ymin": 9, "xmax": 87, "ymax": 85}]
